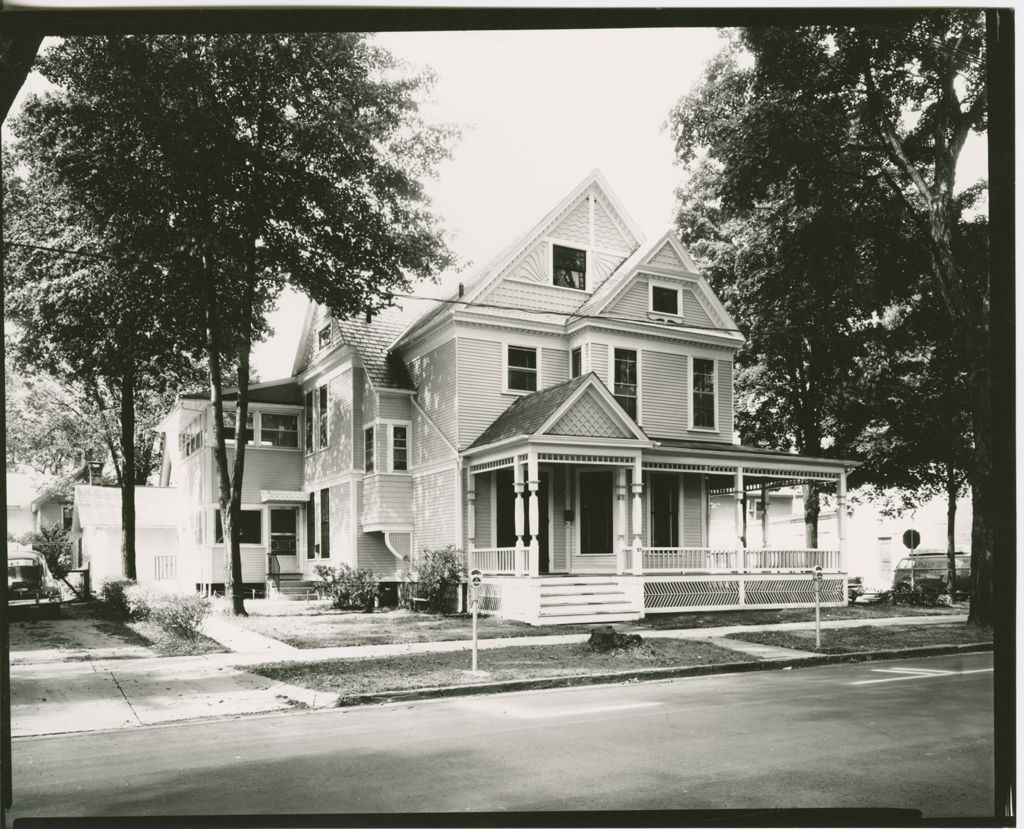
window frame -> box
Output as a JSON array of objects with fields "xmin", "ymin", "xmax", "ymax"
[
  {"xmin": 551, "ymin": 243, "xmax": 588, "ymax": 292},
  {"xmin": 390, "ymin": 423, "xmax": 410, "ymax": 472},
  {"xmin": 688, "ymin": 355, "xmax": 718, "ymax": 431},
  {"xmin": 317, "ymin": 324, "xmax": 333, "ymax": 351},
  {"xmin": 648, "ymin": 278, "xmax": 684, "ymax": 323},
  {"xmin": 364, "ymin": 426, "xmax": 375, "ymax": 473},
  {"xmin": 611, "ymin": 347, "xmax": 640, "ymax": 423},
  {"xmin": 223, "ymin": 408, "xmax": 255, "ymax": 446},
  {"xmin": 570, "ymin": 347, "xmax": 582, "ymax": 379},
  {"xmin": 503, "ymin": 344, "xmax": 540, "ymax": 395},
  {"xmin": 259, "ymin": 411, "xmax": 300, "ymax": 448},
  {"xmin": 213, "ymin": 508, "xmax": 264, "ymax": 546},
  {"xmin": 304, "ymin": 391, "xmax": 314, "ymax": 455},
  {"xmin": 319, "ymin": 488, "xmax": 331, "ymax": 558},
  {"xmin": 317, "ymin": 384, "xmax": 329, "ymax": 450}
]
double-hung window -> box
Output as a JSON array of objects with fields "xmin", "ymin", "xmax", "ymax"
[
  {"xmin": 317, "ymin": 385, "xmax": 329, "ymax": 449},
  {"xmin": 552, "ymin": 244, "xmax": 587, "ymax": 291},
  {"xmin": 570, "ymin": 347, "xmax": 582, "ymax": 379},
  {"xmin": 304, "ymin": 391, "xmax": 314, "ymax": 454},
  {"xmin": 260, "ymin": 413, "xmax": 299, "ymax": 447},
  {"xmin": 506, "ymin": 346, "xmax": 538, "ymax": 393},
  {"xmin": 691, "ymin": 357, "xmax": 716, "ymax": 429},
  {"xmin": 391, "ymin": 425, "xmax": 408, "ymax": 472},
  {"xmin": 223, "ymin": 410, "xmax": 255, "ymax": 445},
  {"xmin": 613, "ymin": 348, "xmax": 638, "ymax": 421},
  {"xmin": 364, "ymin": 427, "xmax": 375, "ymax": 472}
]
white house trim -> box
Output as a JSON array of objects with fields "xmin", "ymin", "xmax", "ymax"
[{"xmin": 687, "ymin": 354, "xmax": 720, "ymax": 433}]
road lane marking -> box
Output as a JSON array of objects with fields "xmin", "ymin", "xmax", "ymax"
[
  {"xmin": 517, "ymin": 701, "xmax": 663, "ymax": 719},
  {"xmin": 851, "ymin": 667, "xmax": 993, "ymax": 685},
  {"xmin": 871, "ymin": 667, "xmax": 953, "ymax": 676}
]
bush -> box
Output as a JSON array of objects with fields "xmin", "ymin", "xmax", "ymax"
[
  {"xmin": 99, "ymin": 578, "xmax": 136, "ymax": 616},
  {"xmin": 313, "ymin": 564, "xmax": 380, "ymax": 611},
  {"xmin": 409, "ymin": 545, "xmax": 465, "ymax": 614},
  {"xmin": 25, "ymin": 523, "xmax": 73, "ymax": 581},
  {"xmin": 149, "ymin": 593, "xmax": 212, "ymax": 640},
  {"xmin": 884, "ymin": 581, "xmax": 948, "ymax": 607},
  {"xmin": 123, "ymin": 583, "xmax": 165, "ymax": 621}
]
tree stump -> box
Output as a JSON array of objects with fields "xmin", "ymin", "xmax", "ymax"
[{"xmin": 587, "ymin": 625, "xmax": 643, "ymax": 652}]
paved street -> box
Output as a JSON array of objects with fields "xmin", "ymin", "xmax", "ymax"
[{"xmin": 8, "ymin": 651, "xmax": 994, "ymax": 821}]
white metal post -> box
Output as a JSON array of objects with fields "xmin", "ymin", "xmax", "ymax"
[
  {"xmin": 615, "ymin": 468, "xmax": 627, "ymax": 574},
  {"xmin": 527, "ymin": 452, "xmax": 540, "ymax": 578},
  {"xmin": 467, "ymin": 485, "xmax": 476, "ymax": 552}
]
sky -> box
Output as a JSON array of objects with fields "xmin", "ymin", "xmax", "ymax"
[{"xmin": 4, "ymin": 29, "xmax": 989, "ymax": 383}]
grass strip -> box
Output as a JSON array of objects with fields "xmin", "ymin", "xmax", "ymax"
[
  {"xmin": 725, "ymin": 622, "xmax": 991, "ymax": 654},
  {"xmin": 247, "ymin": 639, "xmax": 750, "ymax": 696}
]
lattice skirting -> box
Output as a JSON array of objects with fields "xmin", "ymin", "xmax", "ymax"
[
  {"xmin": 644, "ymin": 575, "xmax": 846, "ymax": 612},
  {"xmin": 477, "ymin": 582, "xmax": 503, "ymax": 613}
]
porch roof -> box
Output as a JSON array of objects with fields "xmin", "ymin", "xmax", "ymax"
[
  {"xmin": 180, "ymin": 377, "xmax": 303, "ymax": 406},
  {"xmin": 651, "ymin": 438, "xmax": 859, "ymax": 467},
  {"xmin": 467, "ymin": 374, "xmax": 591, "ymax": 449}
]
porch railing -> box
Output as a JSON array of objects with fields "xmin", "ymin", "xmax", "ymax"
[
  {"xmin": 641, "ymin": 547, "xmax": 739, "ymax": 572},
  {"xmin": 469, "ymin": 547, "xmax": 521, "ymax": 576},
  {"xmin": 746, "ymin": 548, "xmax": 840, "ymax": 570}
]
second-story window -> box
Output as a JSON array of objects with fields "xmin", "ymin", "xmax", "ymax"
[
  {"xmin": 391, "ymin": 425, "xmax": 408, "ymax": 471},
  {"xmin": 318, "ymin": 385, "xmax": 329, "ymax": 449},
  {"xmin": 692, "ymin": 357, "xmax": 716, "ymax": 429},
  {"xmin": 304, "ymin": 391, "xmax": 314, "ymax": 455},
  {"xmin": 261, "ymin": 413, "xmax": 299, "ymax": 448},
  {"xmin": 571, "ymin": 347, "xmax": 582, "ymax": 379},
  {"xmin": 179, "ymin": 416, "xmax": 202, "ymax": 457},
  {"xmin": 552, "ymin": 244, "xmax": 587, "ymax": 291},
  {"xmin": 613, "ymin": 349, "xmax": 638, "ymax": 421},
  {"xmin": 651, "ymin": 285, "xmax": 680, "ymax": 316},
  {"xmin": 223, "ymin": 410, "xmax": 255, "ymax": 445},
  {"xmin": 318, "ymin": 324, "xmax": 332, "ymax": 350},
  {"xmin": 364, "ymin": 426, "xmax": 375, "ymax": 472},
  {"xmin": 506, "ymin": 345, "xmax": 538, "ymax": 392}
]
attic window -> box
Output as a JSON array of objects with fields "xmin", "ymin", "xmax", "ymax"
[
  {"xmin": 552, "ymin": 245, "xmax": 587, "ymax": 291},
  {"xmin": 318, "ymin": 325, "xmax": 332, "ymax": 350},
  {"xmin": 652, "ymin": 286, "xmax": 679, "ymax": 315}
]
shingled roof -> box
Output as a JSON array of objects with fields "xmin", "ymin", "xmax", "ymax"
[
  {"xmin": 335, "ymin": 304, "xmax": 420, "ymax": 390},
  {"xmin": 181, "ymin": 378, "xmax": 302, "ymax": 405},
  {"xmin": 467, "ymin": 374, "xmax": 592, "ymax": 450}
]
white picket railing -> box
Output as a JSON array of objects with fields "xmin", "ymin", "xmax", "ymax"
[
  {"xmin": 639, "ymin": 547, "xmax": 740, "ymax": 572},
  {"xmin": 469, "ymin": 547, "xmax": 520, "ymax": 575},
  {"xmin": 746, "ymin": 548, "xmax": 840, "ymax": 570}
]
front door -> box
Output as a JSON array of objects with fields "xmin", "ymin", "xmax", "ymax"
[
  {"xmin": 578, "ymin": 469, "xmax": 613, "ymax": 555},
  {"xmin": 495, "ymin": 468, "xmax": 550, "ymax": 573},
  {"xmin": 650, "ymin": 473, "xmax": 679, "ymax": 548}
]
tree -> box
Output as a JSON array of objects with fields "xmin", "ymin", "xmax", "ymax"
[
  {"xmin": 10, "ymin": 34, "xmax": 456, "ymax": 614},
  {"xmin": 670, "ymin": 16, "xmax": 990, "ymax": 622}
]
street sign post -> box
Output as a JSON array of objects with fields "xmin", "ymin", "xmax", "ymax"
[{"xmin": 812, "ymin": 565, "xmax": 823, "ymax": 650}]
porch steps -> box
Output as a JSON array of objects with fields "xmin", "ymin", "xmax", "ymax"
[
  {"xmin": 536, "ymin": 579, "xmax": 642, "ymax": 624},
  {"xmin": 268, "ymin": 574, "xmax": 321, "ymax": 602}
]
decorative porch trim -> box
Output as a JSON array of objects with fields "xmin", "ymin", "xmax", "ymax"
[{"xmin": 538, "ymin": 452, "xmax": 635, "ymax": 465}]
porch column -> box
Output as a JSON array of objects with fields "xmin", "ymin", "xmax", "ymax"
[
  {"xmin": 760, "ymin": 485, "xmax": 769, "ymax": 549},
  {"xmin": 527, "ymin": 452, "xmax": 540, "ymax": 578},
  {"xmin": 513, "ymin": 460, "xmax": 526, "ymax": 576},
  {"xmin": 615, "ymin": 468, "xmax": 627, "ymax": 574},
  {"xmin": 466, "ymin": 482, "xmax": 476, "ymax": 553},
  {"xmin": 837, "ymin": 469, "xmax": 848, "ymax": 571},
  {"xmin": 734, "ymin": 466, "xmax": 746, "ymax": 571},
  {"xmin": 631, "ymin": 457, "xmax": 643, "ymax": 575}
]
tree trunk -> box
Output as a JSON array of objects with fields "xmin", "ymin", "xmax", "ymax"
[
  {"xmin": 802, "ymin": 483, "xmax": 819, "ymax": 549},
  {"xmin": 119, "ymin": 366, "xmax": 137, "ymax": 581},
  {"xmin": 946, "ymin": 467, "xmax": 958, "ymax": 606}
]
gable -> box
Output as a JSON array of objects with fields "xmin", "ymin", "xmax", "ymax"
[
  {"xmin": 603, "ymin": 274, "xmax": 717, "ymax": 329},
  {"xmin": 546, "ymin": 388, "xmax": 632, "ymax": 438},
  {"xmin": 649, "ymin": 241, "xmax": 687, "ymax": 271}
]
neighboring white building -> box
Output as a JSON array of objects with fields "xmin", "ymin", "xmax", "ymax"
[
  {"xmin": 70, "ymin": 485, "xmax": 184, "ymax": 589},
  {"xmin": 6, "ymin": 472, "xmax": 37, "ymax": 539}
]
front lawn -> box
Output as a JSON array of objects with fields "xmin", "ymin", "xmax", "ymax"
[
  {"xmin": 248, "ymin": 638, "xmax": 751, "ymax": 699},
  {"xmin": 231, "ymin": 600, "xmax": 967, "ymax": 650},
  {"xmin": 725, "ymin": 622, "xmax": 991, "ymax": 655}
]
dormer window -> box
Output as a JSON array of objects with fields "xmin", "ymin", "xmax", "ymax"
[
  {"xmin": 648, "ymin": 280, "xmax": 684, "ymax": 323},
  {"xmin": 318, "ymin": 325, "xmax": 332, "ymax": 350},
  {"xmin": 552, "ymin": 244, "xmax": 587, "ymax": 291}
]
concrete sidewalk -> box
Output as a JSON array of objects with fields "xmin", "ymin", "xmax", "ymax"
[{"xmin": 10, "ymin": 613, "xmax": 970, "ymax": 738}]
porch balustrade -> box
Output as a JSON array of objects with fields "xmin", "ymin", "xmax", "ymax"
[
  {"xmin": 745, "ymin": 548, "xmax": 840, "ymax": 570},
  {"xmin": 638, "ymin": 547, "xmax": 739, "ymax": 572},
  {"xmin": 469, "ymin": 547, "xmax": 520, "ymax": 576}
]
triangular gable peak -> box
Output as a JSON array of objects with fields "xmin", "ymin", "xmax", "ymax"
[
  {"xmin": 537, "ymin": 374, "xmax": 648, "ymax": 442},
  {"xmin": 591, "ymin": 232, "xmax": 741, "ymax": 336},
  {"xmin": 463, "ymin": 170, "xmax": 646, "ymax": 316}
]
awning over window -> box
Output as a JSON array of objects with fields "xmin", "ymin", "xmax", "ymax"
[{"xmin": 259, "ymin": 490, "xmax": 309, "ymax": 504}]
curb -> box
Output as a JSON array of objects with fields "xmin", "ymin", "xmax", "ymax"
[{"xmin": 335, "ymin": 641, "xmax": 993, "ymax": 708}]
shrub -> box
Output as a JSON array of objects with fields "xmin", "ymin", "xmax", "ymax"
[
  {"xmin": 25, "ymin": 523, "xmax": 73, "ymax": 581},
  {"xmin": 99, "ymin": 578, "xmax": 136, "ymax": 616},
  {"xmin": 884, "ymin": 581, "xmax": 947, "ymax": 607},
  {"xmin": 409, "ymin": 545, "xmax": 465, "ymax": 614},
  {"xmin": 123, "ymin": 583, "xmax": 165, "ymax": 621},
  {"xmin": 149, "ymin": 593, "xmax": 212, "ymax": 640},
  {"xmin": 313, "ymin": 564, "xmax": 380, "ymax": 611}
]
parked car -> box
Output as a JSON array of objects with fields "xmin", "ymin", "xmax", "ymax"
[
  {"xmin": 893, "ymin": 551, "xmax": 971, "ymax": 599},
  {"xmin": 847, "ymin": 576, "xmax": 886, "ymax": 604},
  {"xmin": 7, "ymin": 549, "xmax": 62, "ymax": 616}
]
